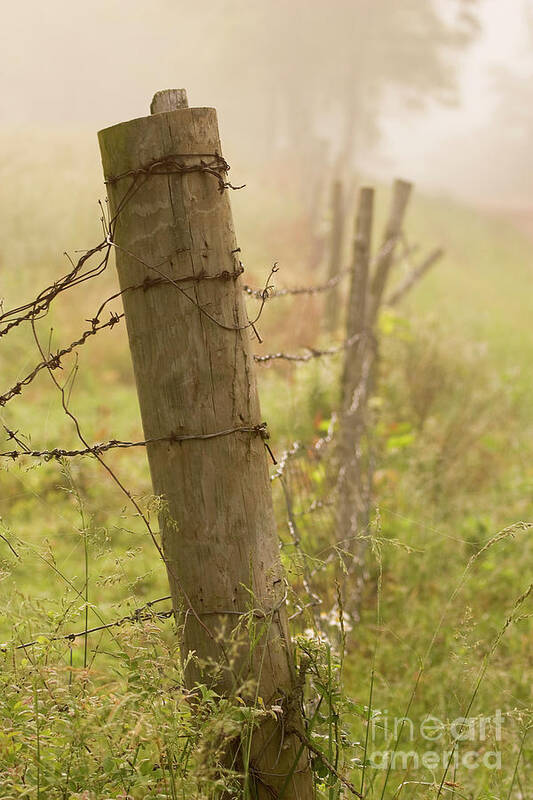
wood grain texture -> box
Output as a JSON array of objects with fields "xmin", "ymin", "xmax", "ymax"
[
  {"xmin": 341, "ymin": 186, "xmax": 373, "ymax": 410},
  {"xmin": 150, "ymin": 88, "xmax": 189, "ymax": 113},
  {"xmin": 368, "ymin": 179, "xmax": 412, "ymax": 324},
  {"xmin": 98, "ymin": 103, "xmax": 313, "ymax": 799},
  {"xmin": 336, "ymin": 188, "xmax": 374, "ymax": 585},
  {"xmin": 337, "ymin": 181, "xmax": 412, "ymax": 601},
  {"xmin": 324, "ymin": 180, "xmax": 346, "ymax": 332}
]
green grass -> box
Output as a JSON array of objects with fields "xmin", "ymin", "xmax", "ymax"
[{"xmin": 0, "ymin": 130, "xmax": 532, "ymax": 797}]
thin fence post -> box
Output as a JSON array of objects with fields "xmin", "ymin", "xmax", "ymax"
[
  {"xmin": 368, "ymin": 179, "xmax": 412, "ymax": 324},
  {"xmin": 336, "ymin": 188, "xmax": 374, "ymax": 587},
  {"xmin": 341, "ymin": 187, "xmax": 374, "ymax": 409},
  {"xmin": 98, "ymin": 89, "xmax": 314, "ymax": 799},
  {"xmin": 335, "ymin": 180, "xmax": 412, "ymax": 607},
  {"xmin": 324, "ymin": 180, "xmax": 346, "ymax": 332},
  {"xmin": 365, "ymin": 179, "xmax": 413, "ymax": 412}
]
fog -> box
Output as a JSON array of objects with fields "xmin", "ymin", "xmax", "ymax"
[
  {"xmin": 1, "ymin": 0, "xmax": 531, "ymax": 207},
  {"xmin": 382, "ymin": 0, "xmax": 533, "ymax": 206}
]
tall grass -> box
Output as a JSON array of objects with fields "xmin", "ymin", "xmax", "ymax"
[{"xmin": 0, "ymin": 131, "xmax": 532, "ymax": 797}]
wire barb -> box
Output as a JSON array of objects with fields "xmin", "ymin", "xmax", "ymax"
[
  {"xmin": 104, "ymin": 152, "xmax": 245, "ymax": 193},
  {"xmin": 0, "ymin": 423, "xmax": 272, "ymax": 461}
]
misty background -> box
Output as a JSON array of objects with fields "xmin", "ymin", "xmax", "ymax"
[{"xmin": 1, "ymin": 0, "xmax": 532, "ymax": 210}]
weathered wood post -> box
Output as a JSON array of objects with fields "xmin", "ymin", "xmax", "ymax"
[
  {"xmin": 367, "ymin": 179, "xmax": 412, "ymax": 325},
  {"xmin": 98, "ymin": 90, "xmax": 313, "ymax": 799},
  {"xmin": 336, "ymin": 188, "xmax": 374, "ymax": 570},
  {"xmin": 340, "ymin": 187, "xmax": 373, "ymax": 410},
  {"xmin": 336, "ymin": 180, "xmax": 412, "ymax": 597},
  {"xmin": 324, "ymin": 180, "xmax": 346, "ymax": 332}
]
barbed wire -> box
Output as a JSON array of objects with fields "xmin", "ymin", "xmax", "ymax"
[
  {"xmin": 13, "ymin": 582, "xmax": 292, "ymax": 652},
  {"xmin": 0, "ymin": 178, "xmax": 421, "ymax": 416},
  {"xmin": 0, "ymin": 241, "xmax": 112, "ymax": 339},
  {"xmin": 0, "ymin": 308, "xmax": 362, "ymax": 410},
  {"xmin": 0, "ymin": 277, "xmax": 366, "ymax": 413},
  {"xmin": 243, "ymin": 269, "xmax": 350, "ymax": 300},
  {"xmin": 0, "ymin": 267, "xmax": 246, "ymax": 409},
  {"xmin": 242, "ymin": 234, "xmax": 415, "ymax": 304},
  {"xmin": 253, "ymin": 332, "xmax": 363, "ymax": 365},
  {"xmin": 1, "ymin": 159, "xmax": 440, "ymax": 713},
  {"xmin": 106, "ymin": 239, "xmax": 274, "ymax": 343},
  {"xmin": 0, "ymin": 312, "xmax": 124, "ymax": 408},
  {"xmin": 13, "ymin": 595, "xmax": 174, "ymax": 650},
  {"xmin": 0, "ymin": 153, "xmax": 347, "ymax": 659},
  {"xmin": 0, "ymin": 152, "xmax": 244, "ymax": 343},
  {"xmin": 0, "ymin": 422, "xmax": 271, "ymax": 461},
  {"xmin": 104, "ymin": 152, "xmax": 244, "ymax": 194}
]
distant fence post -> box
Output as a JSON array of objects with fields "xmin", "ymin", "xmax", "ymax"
[
  {"xmin": 336, "ymin": 188, "xmax": 374, "ymax": 577},
  {"xmin": 98, "ymin": 90, "xmax": 313, "ymax": 799},
  {"xmin": 324, "ymin": 180, "xmax": 346, "ymax": 332},
  {"xmin": 336, "ymin": 180, "xmax": 412, "ymax": 598},
  {"xmin": 367, "ymin": 179, "xmax": 412, "ymax": 325},
  {"xmin": 341, "ymin": 187, "xmax": 374, "ymax": 409}
]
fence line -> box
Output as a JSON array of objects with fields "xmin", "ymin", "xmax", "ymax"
[
  {"xmin": 242, "ymin": 234, "xmax": 419, "ymax": 303},
  {"xmin": 0, "ymin": 77, "xmax": 456, "ymax": 800},
  {"xmin": 0, "ymin": 172, "xmax": 441, "ymax": 651}
]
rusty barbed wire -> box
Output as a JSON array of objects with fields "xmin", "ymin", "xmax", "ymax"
[
  {"xmin": 0, "ymin": 267, "xmax": 246, "ymax": 409},
  {"xmin": 0, "ymin": 152, "xmax": 338, "ymax": 655},
  {"xmin": 0, "ymin": 242, "xmax": 112, "ymax": 339},
  {"xmin": 242, "ymin": 233, "xmax": 415, "ymax": 304},
  {"xmin": 106, "ymin": 239, "xmax": 275, "ymax": 343},
  {"xmin": 2, "ymin": 154, "xmax": 427, "ymax": 676},
  {"xmin": 0, "ymin": 422, "xmax": 271, "ymax": 461},
  {"xmin": 104, "ymin": 152, "xmax": 245, "ymax": 194},
  {"xmin": 0, "ymin": 152, "xmax": 243, "ymax": 341},
  {"xmin": 13, "ymin": 582, "xmax": 292, "ymax": 652},
  {"xmin": 253, "ymin": 332, "xmax": 362, "ymax": 365},
  {"xmin": 243, "ymin": 268, "xmax": 350, "ymax": 300},
  {"xmin": 0, "ymin": 312, "xmax": 124, "ymax": 407},
  {"xmin": 0, "ymin": 151, "xmax": 388, "ymax": 700},
  {"xmin": 0, "ymin": 150, "xmax": 271, "ymax": 428},
  {"xmin": 13, "ymin": 595, "xmax": 174, "ymax": 651},
  {"xmin": 1, "ymin": 278, "xmax": 360, "ymax": 410}
]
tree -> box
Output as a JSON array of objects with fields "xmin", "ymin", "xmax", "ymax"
[{"xmin": 189, "ymin": 0, "xmax": 480, "ymax": 170}]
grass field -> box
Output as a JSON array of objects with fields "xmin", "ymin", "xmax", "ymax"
[{"xmin": 0, "ymin": 131, "xmax": 532, "ymax": 798}]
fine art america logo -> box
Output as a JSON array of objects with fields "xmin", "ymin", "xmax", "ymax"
[{"xmin": 368, "ymin": 710, "xmax": 503, "ymax": 771}]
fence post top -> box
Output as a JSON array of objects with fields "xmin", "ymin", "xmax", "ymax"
[{"xmin": 150, "ymin": 89, "xmax": 189, "ymax": 114}]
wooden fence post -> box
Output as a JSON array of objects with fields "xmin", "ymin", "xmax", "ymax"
[
  {"xmin": 98, "ymin": 90, "xmax": 314, "ymax": 799},
  {"xmin": 324, "ymin": 180, "xmax": 346, "ymax": 332},
  {"xmin": 336, "ymin": 188, "xmax": 374, "ymax": 575},
  {"xmin": 367, "ymin": 179, "xmax": 412, "ymax": 325},
  {"xmin": 336, "ymin": 181, "xmax": 412, "ymax": 598},
  {"xmin": 341, "ymin": 187, "xmax": 374, "ymax": 409}
]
